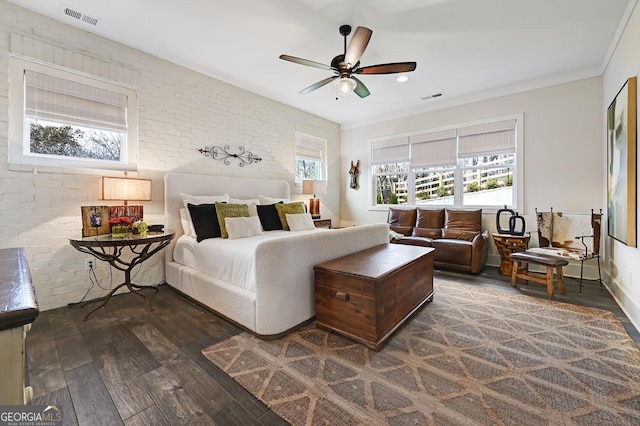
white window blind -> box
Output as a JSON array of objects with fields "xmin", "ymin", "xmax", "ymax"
[
  {"xmin": 458, "ymin": 119, "xmax": 516, "ymax": 157},
  {"xmin": 371, "ymin": 137, "xmax": 409, "ymax": 165},
  {"xmin": 409, "ymin": 129, "xmax": 457, "ymax": 168},
  {"xmin": 295, "ymin": 137, "xmax": 324, "ymax": 161},
  {"xmin": 25, "ymin": 70, "xmax": 128, "ymax": 132}
]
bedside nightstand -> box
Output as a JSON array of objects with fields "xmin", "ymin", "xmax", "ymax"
[{"xmin": 313, "ymin": 218, "xmax": 332, "ymax": 229}]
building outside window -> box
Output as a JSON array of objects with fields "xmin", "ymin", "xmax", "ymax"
[
  {"xmin": 372, "ymin": 115, "xmax": 521, "ymax": 209},
  {"xmin": 8, "ymin": 56, "xmax": 138, "ymax": 171}
]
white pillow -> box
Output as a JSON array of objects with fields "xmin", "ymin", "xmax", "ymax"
[
  {"xmin": 180, "ymin": 193, "xmax": 229, "ymax": 209},
  {"xmin": 225, "ymin": 216, "xmax": 263, "ymax": 239},
  {"xmin": 229, "ymin": 199, "xmax": 259, "ymax": 217},
  {"xmin": 259, "ymin": 195, "xmax": 290, "ymax": 205},
  {"xmin": 229, "ymin": 198, "xmax": 260, "ymax": 205},
  {"xmin": 179, "ymin": 208, "xmax": 195, "ymax": 237},
  {"xmin": 286, "ymin": 213, "xmax": 316, "ymax": 232}
]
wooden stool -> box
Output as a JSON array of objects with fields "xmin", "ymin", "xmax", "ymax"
[{"xmin": 510, "ymin": 251, "xmax": 569, "ymax": 298}]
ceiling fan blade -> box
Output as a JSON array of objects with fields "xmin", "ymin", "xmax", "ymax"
[
  {"xmin": 300, "ymin": 76, "xmax": 338, "ymax": 94},
  {"xmin": 355, "ymin": 62, "xmax": 417, "ymax": 75},
  {"xmin": 279, "ymin": 54, "xmax": 334, "ymax": 71},
  {"xmin": 352, "ymin": 76, "xmax": 370, "ymax": 98},
  {"xmin": 344, "ymin": 26, "xmax": 372, "ymax": 68}
]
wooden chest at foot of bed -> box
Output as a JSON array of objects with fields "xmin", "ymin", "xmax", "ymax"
[{"xmin": 313, "ymin": 244, "xmax": 434, "ymax": 350}]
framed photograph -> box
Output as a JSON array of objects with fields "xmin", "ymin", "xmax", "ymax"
[
  {"xmin": 607, "ymin": 76, "xmax": 637, "ymax": 247},
  {"xmin": 81, "ymin": 206, "xmax": 111, "ymax": 237},
  {"xmin": 108, "ymin": 205, "xmax": 143, "ymax": 224}
]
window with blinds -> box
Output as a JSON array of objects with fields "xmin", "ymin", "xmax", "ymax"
[
  {"xmin": 9, "ymin": 56, "xmax": 138, "ymax": 171},
  {"xmin": 295, "ymin": 132, "xmax": 326, "ymax": 181},
  {"xmin": 371, "ymin": 115, "xmax": 521, "ymax": 208}
]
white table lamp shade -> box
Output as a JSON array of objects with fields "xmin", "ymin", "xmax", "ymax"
[
  {"xmin": 99, "ymin": 177, "xmax": 152, "ymax": 203},
  {"xmin": 302, "ymin": 180, "xmax": 327, "ymax": 196}
]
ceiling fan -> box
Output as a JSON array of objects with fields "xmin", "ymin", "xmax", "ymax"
[{"xmin": 279, "ymin": 24, "xmax": 417, "ymax": 98}]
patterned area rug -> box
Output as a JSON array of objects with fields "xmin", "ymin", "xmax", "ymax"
[{"xmin": 202, "ymin": 279, "xmax": 640, "ymax": 425}]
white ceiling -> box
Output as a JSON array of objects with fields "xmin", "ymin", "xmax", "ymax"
[{"xmin": 6, "ymin": 0, "xmax": 635, "ymax": 127}]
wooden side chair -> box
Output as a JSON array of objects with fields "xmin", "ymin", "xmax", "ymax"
[{"xmin": 527, "ymin": 208, "xmax": 603, "ymax": 293}]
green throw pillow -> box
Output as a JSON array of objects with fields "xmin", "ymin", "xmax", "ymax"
[
  {"xmin": 275, "ymin": 202, "xmax": 306, "ymax": 231},
  {"xmin": 215, "ymin": 202, "xmax": 250, "ymax": 238}
]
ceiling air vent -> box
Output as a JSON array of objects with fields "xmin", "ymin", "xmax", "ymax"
[{"xmin": 62, "ymin": 5, "xmax": 99, "ymax": 26}]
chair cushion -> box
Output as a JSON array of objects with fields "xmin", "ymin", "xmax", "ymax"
[
  {"xmin": 393, "ymin": 236, "xmax": 434, "ymax": 247},
  {"xmin": 445, "ymin": 209, "xmax": 482, "ymax": 232},
  {"xmin": 390, "ymin": 225, "xmax": 414, "ymax": 236},
  {"xmin": 416, "ymin": 208, "xmax": 444, "ymax": 229},
  {"xmin": 511, "ymin": 250, "xmax": 570, "ymax": 266},
  {"xmin": 412, "ymin": 228, "xmax": 441, "ymax": 239},
  {"xmin": 432, "ymin": 239, "xmax": 472, "ymax": 264},
  {"xmin": 528, "ymin": 247, "xmax": 595, "ymax": 261},
  {"xmin": 388, "ymin": 208, "xmax": 417, "ymax": 227},
  {"xmin": 442, "ymin": 229, "xmax": 479, "ymax": 241}
]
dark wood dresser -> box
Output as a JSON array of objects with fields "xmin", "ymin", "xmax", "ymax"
[
  {"xmin": 314, "ymin": 244, "xmax": 434, "ymax": 350},
  {"xmin": 0, "ymin": 247, "xmax": 38, "ymax": 404}
]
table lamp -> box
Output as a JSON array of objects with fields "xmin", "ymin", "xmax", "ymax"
[
  {"xmin": 302, "ymin": 180, "xmax": 327, "ymax": 219},
  {"xmin": 99, "ymin": 175, "xmax": 152, "ymax": 232}
]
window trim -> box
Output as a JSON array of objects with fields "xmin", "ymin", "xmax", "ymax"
[
  {"xmin": 8, "ymin": 55, "xmax": 139, "ymax": 172},
  {"xmin": 369, "ymin": 113, "xmax": 524, "ymax": 212}
]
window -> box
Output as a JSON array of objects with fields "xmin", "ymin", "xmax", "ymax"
[
  {"xmin": 372, "ymin": 115, "xmax": 521, "ymax": 210},
  {"xmin": 9, "ymin": 56, "xmax": 138, "ymax": 171},
  {"xmin": 295, "ymin": 132, "xmax": 326, "ymax": 182}
]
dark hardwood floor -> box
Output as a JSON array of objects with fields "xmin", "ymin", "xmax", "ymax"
[{"xmin": 26, "ymin": 267, "xmax": 639, "ymax": 425}]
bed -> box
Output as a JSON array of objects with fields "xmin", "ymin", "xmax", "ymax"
[{"xmin": 164, "ymin": 172, "xmax": 389, "ymax": 337}]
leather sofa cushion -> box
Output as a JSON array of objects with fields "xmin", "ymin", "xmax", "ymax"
[
  {"xmin": 445, "ymin": 209, "xmax": 482, "ymax": 232},
  {"xmin": 432, "ymin": 239, "xmax": 472, "ymax": 264},
  {"xmin": 390, "ymin": 225, "xmax": 414, "ymax": 236},
  {"xmin": 393, "ymin": 236, "xmax": 434, "ymax": 247},
  {"xmin": 388, "ymin": 208, "xmax": 417, "ymax": 227},
  {"xmin": 442, "ymin": 229, "xmax": 479, "ymax": 241},
  {"xmin": 412, "ymin": 228, "xmax": 442, "ymax": 239},
  {"xmin": 416, "ymin": 208, "xmax": 445, "ymax": 229}
]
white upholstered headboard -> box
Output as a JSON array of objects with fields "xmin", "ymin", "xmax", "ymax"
[{"xmin": 163, "ymin": 173, "xmax": 291, "ymax": 262}]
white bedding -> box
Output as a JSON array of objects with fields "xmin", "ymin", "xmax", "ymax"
[
  {"xmin": 173, "ymin": 228, "xmax": 329, "ymax": 292},
  {"xmin": 164, "ymin": 172, "xmax": 391, "ymax": 336}
]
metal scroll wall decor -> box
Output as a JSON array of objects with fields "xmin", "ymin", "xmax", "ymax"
[
  {"xmin": 198, "ymin": 145, "xmax": 262, "ymax": 166},
  {"xmin": 349, "ymin": 160, "xmax": 360, "ymax": 189}
]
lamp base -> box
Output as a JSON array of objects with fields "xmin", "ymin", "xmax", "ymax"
[{"xmin": 309, "ymin": 197, "xmax": 321, "ymax": 218}]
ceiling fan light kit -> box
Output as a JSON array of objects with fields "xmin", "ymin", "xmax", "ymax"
[
  {"xmin": 335, "ymin": 77, "xmax": 357, "ymax": 96},
  {"xmin": 280, "ymin": 24, "xmax": 416, "ymax": 99}
]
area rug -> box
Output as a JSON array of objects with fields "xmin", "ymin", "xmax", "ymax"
[{"xmin": 202, "ymin": 279, "xmax": 640, "ymax": 425}]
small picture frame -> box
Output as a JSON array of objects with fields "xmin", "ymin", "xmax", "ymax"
[
  {"xmin": 108, "ymin": 205, "xmax": 144, "ymax": 224},
  {"xmin": 81, "ymin": 206, "xmax": 111, "ymax": 237}
]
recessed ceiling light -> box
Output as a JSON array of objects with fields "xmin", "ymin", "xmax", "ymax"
[{"xmin": 397, "ymin": 76, "xmax": 408, "ymax": 83}]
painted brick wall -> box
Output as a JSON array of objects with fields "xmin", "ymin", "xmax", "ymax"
[{"xmin": 0, "ymin": 1, "xmax": 340, "ymax": 310}]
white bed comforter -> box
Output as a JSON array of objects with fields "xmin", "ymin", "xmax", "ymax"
[{"xmin": 173, "ymin": 229, "xmax": 328, "ymax": 293}]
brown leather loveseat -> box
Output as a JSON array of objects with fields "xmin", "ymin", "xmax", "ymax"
[{"xmin": 388, "ymin": 207, "xmax": 489, "ymax": 274}]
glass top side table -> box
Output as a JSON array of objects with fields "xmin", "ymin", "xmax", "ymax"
[{"xmin": 69, "ymin": 231, "xmax": 174, "ymax": 319}]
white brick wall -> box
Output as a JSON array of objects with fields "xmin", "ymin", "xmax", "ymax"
[{"xmin": 0, "ymin": 1, "xmax": 340, "ymax": 311}]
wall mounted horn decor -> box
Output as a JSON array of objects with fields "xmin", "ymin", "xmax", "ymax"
[
  {"xmin": 198, "ymin": 145, "xmax": 262, "ymax": 166},
  {"xmin": 349, "ymin": 160, "xmax": 360, "ymax": 189}
]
